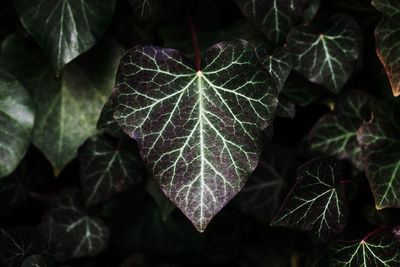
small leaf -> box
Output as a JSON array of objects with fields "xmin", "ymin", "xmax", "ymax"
[
  {"xmin": 357, "ymin": 102, "xmax": 400, "ymax": 209},
  {"xmin": 97, "ymin": 96, "xmax": 127, "ymax": 139},
  {"xmin": 288, "ymin": 14, "xmax": 362, "ymax": 93},
  {"xmin": 271, "ymin": 157, "xmax": 348, "ymax": 243},
  {"xmin": 0, "ymin": 227, "xmax": 43, "ymax": 267},
  {"xmin": 256, "ymin": 44, "xmax": 292, "ymax": 92},
  {"xmin": 0, "ymin": 35, "xmax": 124, "ymax": 174},
  {"xmin": 234, "ymin": 0, "xmax": 303, "ymax": 44},
  {"xmin": 37, "ymin": 189, "xmax": 109, "ymax": 261},
  {"xmin": 234, "ymin": 145, "xmax": 296, "ymax": 223},
  {"xmin": 373, "ymin": 0, "xmax": 400, "ymax": 97},
  {"xmin": 330, "ymin": 232, "xmax": 400, "ymax": 266},
  {"xmin": 306, "ymin": 90, "xmax": 376, "ymax": 170},
  {"xmin": 0, "ymin": 71, "xmax": 34, "ymax": 177},
  {"xmin": 129, "ymin": 0, "xmax": 159, "ymax": 21},
  {"xmin": 78, "ymin": 135, "xmax": 142, "ymax": 206},
  {"xmin": 14, "ymin": 0, "xmax": 116, "ymax": 73},
  {"xmin": 113, "ymin": 41, "xmax": 278, "ymax": 231}
]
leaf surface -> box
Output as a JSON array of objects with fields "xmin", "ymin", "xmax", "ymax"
[
  {"xmin": 0, "ymin": 35, "xmax": 124, "ymax": 174},
  {"xmin": 113, "ymin": 41, "xmax": 278, "ymax": 231},
  {"xmin": 306, "ymin": 91, "xmax": 376, "ymax": 170},
  {"xmin": 330, "ymin": 232, "xmax": 400, "ymax": 266},
  {"xmin": 78, "ymin": 135, "xmax": 142, "ymax": 206},
  {"xmin": 288, "ymin": 14, "xmax": 362, "ymax": 93},
  {"xmin": 0, "ymin": 71, "xmax": 34, "ymax": 177},
  {"xmin": 271, "ymin": 157, "xmax": 348, "ymax": 242},
  {"xmin": 97, "ymin": 96, "xmax": 127, "ymax": 139},
  {"xmin": 234, "ymin": 0, "xmax": 303, "ymax": 44},
  {"xmin": 373, "ymin": 0, "xmax": 400, "ymax": 97},
  {"xmin": 357, "ymin": 102, "xmax": 400, "ymax": 208},
  {"xmin": 14, "ymin": 0, "xmax": 115, "ymax": 73},
  {"xmin": 129, "ymin": 0, "xmax": 158, "ymax": 21}
]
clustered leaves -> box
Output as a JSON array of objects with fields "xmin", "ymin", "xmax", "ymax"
[{"xmin": 1, "ymin": 0, "xmax": 400, "ymax": 266}]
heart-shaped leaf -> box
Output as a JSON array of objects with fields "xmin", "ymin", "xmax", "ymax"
[
  {"xmin": 78, "ymin": 135, "xmax": 142, "ymax": 206},
  {"xmin": 357, "ymin": 102, "xmax": 400, "ymax": 209},
  {"xmin": 373, "ymin": 0, "xmax": 400, "ymax": 97},
  {"xmin": 330, "ymin": 232, "xmax": 400, "ymax": 266},
  {"xmin": 0, "ymin": 227, "xmax": 43, "ymax": 267},
  {"xmin": 288, "ymin": 14, "xmax": 362, "ymax": 93},
  {"xmin": 37, "ymin": 189, "xmax": 109, "ymax": 261},
  {"xmin": 234, "ymin": 0, "xmax": 303, "ymax": 44},
  {"xmin": 14, "ymin": 0, "xmax": 116, "ymax": 74},
  {"xmin": 0, "ymin": 71, "xmax": 34, "ymax": 177},
  {"xmin": 305, "ymin": 90, "xmax": 376, "ymax": 170},
  {"xmin": 113, "ymin": 40, "xmax": 278, "ymax": 231},
  {"xmin": 0, "ymin": 35, "xmax": 124, "ymax": 174},
  {"xmin": 271, "ymin": 157, "xmax": 348, "ymax": 243}
]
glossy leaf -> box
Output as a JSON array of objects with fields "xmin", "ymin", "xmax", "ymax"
[
  {"xmin": 0, "ymin": 227, "xmax": 43, "ymax": 267},
  {"xmin": 97, "ymin": 96, "xmax": 127, "ymax": 139},
  {"xmin": 288, "ymin": 14, "xmax": 362, "ymax": 93},
  {"xmin": 271, "ymin": 157, "xmax": 348, "ymax": 243},
  {"xmin": 357, "ymin": 103, "xmax": 400, "ymax": 209},
  {"xmin": 0, "ymin": 35, "xmax": 124, "ymax": 174},
  {"xmin": 14, "ymin": 0, "xmax": 116, "ymax": 74},
  {"xmin": 256, "ymin": 44, "xmax": 292, "ymax": 92},
  {"xmin": 78, "ymin": 135, "xmax": 142, "ymax": 206},
  {"xmin": 373, "ymin": 0, "xmax": 400, "ymax": 97},
  {"xmin": 305, "ymin": 91, "xmax": 376, "ymax": 170},
  {"xmin": 234, "ymin": 0, "xmax": 303, "ymax": 44},
  {"xmin": 330, "ymin": 232, "xmax": 400, "ymax": 266},
  {"xmin": 0, "ymin": 71, "xmax": 34, "ymax": 177},
  {"xmin": 129, "ymin": 0, "xmax": 158, "ymax": 21},
  {"xmin": 234, "ymin": 145, "xmax": 296, "ymax": 223},
  {"xmin": 37, "ymin": 189, "xmax": 109, "ymax": 261},
  {"xmin": 113, "ymin": 41, "xmax": 278, "ymax": 231}
]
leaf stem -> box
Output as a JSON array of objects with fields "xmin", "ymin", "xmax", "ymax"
[
  {"xmin": 362, "ymin": 226, "xmax": 387, "ymax": 242},
  {"xmin": 340, "ymin": 179, "xmax": 361, "ymax": 184},
  {"xmin": 116, "ymin": 139, "xmax": 123, "ymax": 152},
  {"xmin": 186, "ymin": 14, "xmax": 201, "ymax": 71}
]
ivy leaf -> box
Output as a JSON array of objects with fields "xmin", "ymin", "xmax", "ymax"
[
  {"xmin": 234, "ymin": 0, "xmax": 303, "ymax": 44},
  {"xmin": 357, "ymin": 102, "xmax": 400, "ymax": 209},
  {"xmin": 373, "ymin": 0, "xmax": 400, "ymax": 97},
  {"xmin": 37, "ymin": 189, "xmax": 109, "ymax": 261},
  {"xmin": 288, "ymin": 14, "xmax": 362, "ymax": 93},
  {"xmin": 271, "ymin": 157, "xmax": 348, "ymax": 243},
  {"xmin": 113, "ymin": 41, "xmax": 278, "ymax": 231},
  {"xmin": 305, "ymin": 91, "xmax": 376, "ymax": 170},
  {"xmin": 129, "ymin": 0, "xmax": 159, "ymax": 21},
  {"xmin": 145, "ymin": 177, "xmax": 176, "ymax": 220},
  {"xmin": 276, "ymin": 98, "xmax": 296, "ymax": 118},
  {"xmin": 234, "ymin": 145, "xmax": 296, "ymax": 223},
  {"xmin": 97, "ymin": 97, "xmax": 127, "ymax": 139},
  {"xmin": 78, "ymin": 135, "xmax": 142, "ymax": 206},
  {"xmin": 330, "ymin": 232, "xmax": 400, "ymax": 266},
  {"xmin": 0, "ymin": 35, "xmax": 124, "ymax": 174},
  {"xmin": 0, "ymin": 227, "xmax": 43, "ymax": 267},
  {"xmin": 14, "ymin": 0, "xmax": 116, "ymax": 74},
  {"xmin": 256, "ymin": 44, "xmax": 293, "ymax": 92},
  {"xmin": 0, "ymin": 71, "xmax": 34, "ymax": 177},
  {"xmin": 279, "ymin": 73, "xmax": 323, "ymax": 106}
]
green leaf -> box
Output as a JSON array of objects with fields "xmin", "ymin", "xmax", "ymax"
[
  {"xmin": 288, "ymin": 14, "xmax": 362, "ymax": 93},
  {"xmin": 357, "ymin": 102, "xmax": 400, "ymax": 209},
  {"xmin": 97, "ymin": 96, "xmax": 127, "ymax": 139},
  {"xmin": 234, "ymin": 0, "xmax": 303, "ymax": 44},
  {"xmin": 271, "ymin": 157, "xmax": 348, "ymax": 243},
  {"xmin": 0, "ymin": 35, "xmax": 124, "ymax": 174},
  {"xmin": 276, "ymin": 98, "xmax": 296, "ymax": 118},
  {"xmin": 256, "ymin": 44, "xmax": 293, "ymax": 92},
  {"xmin": 37, "ymin": 189, "xmax": 109, "ymax": 261},
  {"xmin": 305, "ymin": 90, "xmax": 376, "ymax": 170},
  {"xmin": 113, "ymin": 41, "xmax": 278, "ymax": 231},
  {"xmin": 330, "ymin": 232, "xmax": 400, "ymax": 266},
  {"xmin": 129, "ymin": 0, "xmax": 159, "ymax": 21},
  {"xmin": 0, "ymin": 227, "xmax": 43, "ymax": 267},
  {"xmin": 145, "ymin": 177, "xmax": 176, "ymax": 220},
  {"xmin": 373, "ymin": 0, "xmax": 400, "ymax": 97},
  {"xmin": 21, "ymin": 255, "xmax": 48, "ymax": 267},
  {"xmin": 234, "ymin": 145, "xmax": 296, "ymax": 223},
  {"xmin": 303, "ymin": 0, "xmax": 321, "ymax": 24},
  {"xmin": 279, "ymin": 73, "xmax": 323, "ymax": 106},
  {"xmin": 14, "ymin": 0, "xmax": 116, "ymax": 74},
  {"xmin": 78, "ymin": 135, "xmax": 142, "ymax": 206},
  {"xmin": 0, "ymin": 71, "xmax": 34, "ymax": 177}
]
